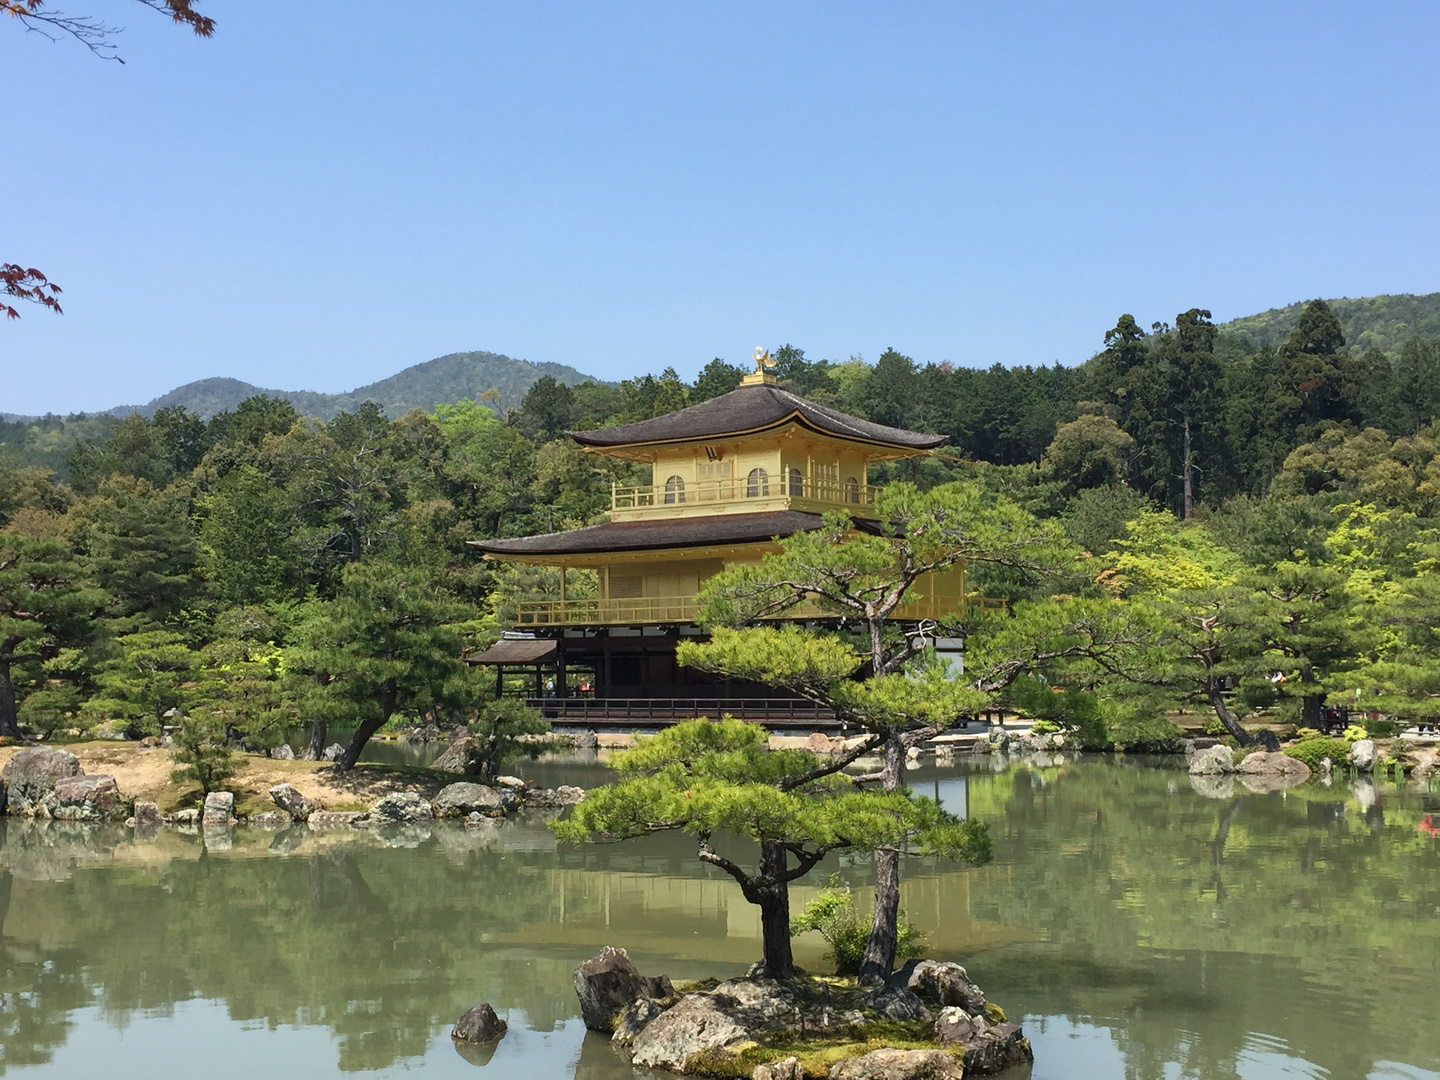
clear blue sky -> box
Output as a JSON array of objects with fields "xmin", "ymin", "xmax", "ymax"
[{"xmin": 5, "ymin": 1, "xmax": 1438, "ymax": 415}]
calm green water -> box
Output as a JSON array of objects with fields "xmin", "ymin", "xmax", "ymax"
[{"xmin": 1, "ymin": 755, "xmax": 1437, "ymax": 1080}]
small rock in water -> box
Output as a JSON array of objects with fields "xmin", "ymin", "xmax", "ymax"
[
  {"xmin": 451, "ymin": 1002, "xmax": 507, "ymax": 1043},
  {"xmin": 555, "ymin": 785, "xmax": 585, "ymax": 805},
  {"xmin": 1350, "ymin": 739, "xmax": 1376, "ymax": 772},
  {"xmin": 575, "ymin": 730, "xmax": 599, "ymax": 751},
  {"xmin": 828, "ymin": 1047, "xmax": 963, "ymax": 1079},
  {"xmin": 522, "ymin": 787, "xmax": 562, "ymax": 809},
  {"xmin": 133, "ymin": 800, "xmax": 163, "ymax": 827},
  {"xmin": 268, "ymin": 783, "xmax": 313, "ymax": 822},
  {"xmin": 494, "ymin": 775, "xmax": 527, "ymax": 790},
  {"xmin": 172, "ymin": 808, "xmax": 200, "ymax": 827}
]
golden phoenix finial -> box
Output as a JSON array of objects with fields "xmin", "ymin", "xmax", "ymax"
[{"xmin": 752, "ymin": 346, "xmax": 776, "ymax": 375}]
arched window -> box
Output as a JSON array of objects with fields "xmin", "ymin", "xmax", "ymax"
[
  {"xmin": 663, "ymin": 475, "xmax": 685, "ymax": 504},
  {"xmin": 787, "ymin": 467, "xmax": 804, "ymax": 497},
  {"xmin": 845, "ymin": 476, "xmax": 860, "ymax": 503},
  {"xmin": 746, "ymin": 467, "xmax": 770, "ymax": 497}
]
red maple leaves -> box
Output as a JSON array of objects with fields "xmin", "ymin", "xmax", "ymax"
[{"xmin": 2, "ymin": 264, "xmax": 63, "ymax": 320}]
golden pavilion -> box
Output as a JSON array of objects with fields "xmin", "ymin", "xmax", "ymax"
[{"xmin": 468, "ymin": 358, "xmax": 964, "ymax": 726}]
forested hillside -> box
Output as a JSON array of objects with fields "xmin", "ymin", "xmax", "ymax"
[
  {"xmin": 1224, "ymin": 292, "xmax": 1440, "ymax": 357},
  {"xmin": 4, "ymin": 298, "xmax": 1440, "ymax": 753}
]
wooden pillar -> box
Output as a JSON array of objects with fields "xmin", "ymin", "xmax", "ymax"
[{"xmin": 495, "ymin": 666, "xmax": 503, "ymax": 700}]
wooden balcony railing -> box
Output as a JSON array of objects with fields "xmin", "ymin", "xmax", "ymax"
[{"xmin": 612, "ymin": 476, "xmax": 876, "ymax": 512}]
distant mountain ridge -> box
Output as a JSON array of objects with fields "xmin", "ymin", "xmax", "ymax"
[{"xmin": 3, "ymin": 351, "xmax": 602, "ymax": 423}]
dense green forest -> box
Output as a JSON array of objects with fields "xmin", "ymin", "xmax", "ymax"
[{"xmin": 4, "ymin": 298, "xmax": 1440, "ymax": 755}]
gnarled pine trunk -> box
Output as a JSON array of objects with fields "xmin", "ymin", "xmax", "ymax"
[
  {"xmin": 859, "ymin": 732, "xmax": 906, "ymax": 982},
  {"xmin": 1206, "ymin": 676, "xmax": 1254, "ymax": 746},
  {"xmin": 305, "ymin": 716, "xmax": 328, "ymax": 761},
  {"xmin": 754, "ymin": 841, "xmax": 796, "ymax": 980},
  {"xmin": 336, "ymin": 679, "xmax": 397, "ymax": 772}
]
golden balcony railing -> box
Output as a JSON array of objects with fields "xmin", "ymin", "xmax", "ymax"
[
  {"xmin": 612, "ymin": 476, "xmax": 877, "ymax": 512},
  {"xmin": 515, "ymin": 596, "xmax": 700, "ymax": 626},
  {"xmin": 512, "ymin": 590, "xmax": 1000, "ymax": 627}
]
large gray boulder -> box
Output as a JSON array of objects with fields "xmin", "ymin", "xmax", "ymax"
[
  {"xmin": 1236, "ymin": 751, "xmax": 1311, "ymax": 792},
  {"xmin": 1189, "ymin": 744, "xmax": 1235, "ymax": 775},
  {"xmin": 433, "ymin": 782, "xmax": 503, "ymax": 818},
  {"xmin": 2, "ymin": 747, "xmax": 82, "ymax": 815},
  {"xmin": 133, "ymin": 800, "xmax": 164, "ymax": 827},
  {"xmin": 864, "ymin": 985, "xmax": 931, "ymax": 1022},
  {"xmin": 47, "ymin": 775, "xmax": 130, "ymax": 822},
  {"xmin": 827, "ymin": 1048, "xmax": 964, "ymax": 1079},
  {"xmin": 611, "ymin": 997, "xmax": 667, "ymax": 1048},
  {"xmin": 451, "ymin": 1002, "xmax": 507, "ymax": 1043},
  {"xmin": 1237, "ymin": 751, "xmax": 1310, "ymax": 780},
  {"xmin": 933, "ymin": 1006, "xmax": 1033, "ymax": 1074},
  {"xmin": 630, "ymin": 978, "xmax": 793, "ymax": 1071},
  {"xmin": 899, "ymin": 960, "xmax": 987, "ymax": 1013},
  {"xmin": 431, "ymin": 736, "xmax": 481, "ymax": 775},
  {"xmin": 1350, "ymin": 738, "xmax": 1376, "ymax": 772},
  {"xmin": 573, "ymin": 946, "xmax": 674, "ymax": 1033},
  {"xmin": 367, "ymin": 791, "xmax": 433, "ymax": 824},
  {"xmin": 268, "ymin": 783, "xmax": 314, "ymax": 822},
  {"xmin": 203, "ymin": 791, "xmax": 236, "ymax": 827},
  {"xmin": 556, "ymin": 785, "xmax": 586, "ymax": 805}
]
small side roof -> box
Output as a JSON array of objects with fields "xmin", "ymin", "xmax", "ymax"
[
  {"xmin": 568, "ymin": 382, "xmax": 946, "ymax": 453},
  {"xmin": 465, "ymin": 638, "xmax": 557, "ymax": 665}
]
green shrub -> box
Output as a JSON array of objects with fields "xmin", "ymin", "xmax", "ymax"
[
  {"xmin": 464, "ymin": 698, "xmax": 550, "ymax": 780},
  {"xmin": 169, "ymin": 712, "xmax": 239, "ymax": 796},
  {"xmin": 1029, "ymin": 719, "xmax": 1062, "ymax": 736},
  {"xmin": 1284, "ymin": 737, "xmax": 1351, "ymax": 772},
  {"xmin": 1203, "ymin": 717, "xmax": 1228, "ymax": 737},
  {"xmin": 1366, "ymin": 718, "xmax": 1398, "ymax": 737},
  {"xmin": 792, "ymin": 881, "xmax": 924, "ymax": 976},
  {"xmin": 1294, "ymin": 727, "xmax": 1322, "ymax": 741},
  {"xmin": 1342, "ymin": 724, "xmax": 1368, "ymax": 743}
]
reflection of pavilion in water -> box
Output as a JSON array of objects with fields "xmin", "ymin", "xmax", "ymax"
[{"xmin": 467, "ymin": 360, "xmax": 969, "ymax": 729}]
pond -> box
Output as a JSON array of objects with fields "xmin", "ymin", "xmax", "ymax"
[{"xmin": 1, "ymin": 754, "xmax": 1437, "ymax": 1080}]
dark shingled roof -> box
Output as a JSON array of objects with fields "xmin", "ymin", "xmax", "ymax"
[
  {"xmin": 568, "ymin": 382, "xmax": 946, "ymax": 451},
  {"xmin": 466, "ymin": 638, "xmax": 557, "ymax": 665},
  {"xmin": 470, "ymin": 510, "xmax": 880, "ymax": 558}
]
